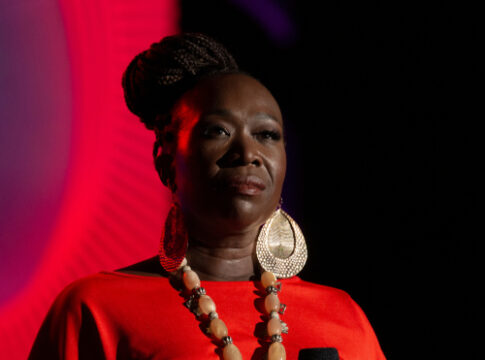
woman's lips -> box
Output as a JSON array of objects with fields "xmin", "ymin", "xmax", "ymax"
[{"xmin": 221, "ymin": 175, "xmax": 266, "ymax": 196}]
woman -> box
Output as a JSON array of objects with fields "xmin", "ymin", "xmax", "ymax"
[{"xmin": 29, "ymin": 33, "xmax": 385, "ymax": 360}]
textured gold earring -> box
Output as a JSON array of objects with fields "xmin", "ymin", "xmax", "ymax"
[
  {"xmin": 159, "ymin": 202, "xmax": 188, "ymax": 272},
  {"xmin": 256, "ymin": 209, "xmax": 308, "ymax": 278}
]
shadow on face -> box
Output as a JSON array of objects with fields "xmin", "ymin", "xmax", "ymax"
[{"xmin": 162, "ymin": 73, "xmax": 287, "ymax": 236}]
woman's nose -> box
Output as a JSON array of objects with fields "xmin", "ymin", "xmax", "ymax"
[{"xmin": 218, "ymin": 131, "xmax": 263, "ymax": 168}]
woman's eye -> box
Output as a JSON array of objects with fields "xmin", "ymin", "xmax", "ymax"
[
  {"xmin": 256, "ymin": 130, "xmax": 282, "ymax": 141},
  {"xmin": 203, "ymin": 126, "xmax": 230, "ymax": 138}
]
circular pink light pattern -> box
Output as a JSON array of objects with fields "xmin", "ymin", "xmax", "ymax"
[{"xmin": 0, "ymin": 1, "xmax": 178, "ymax": 358}]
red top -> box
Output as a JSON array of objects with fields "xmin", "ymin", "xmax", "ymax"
[{"xmin": 29, "ymin": 271, "xmax": 385, "ymax": 360}]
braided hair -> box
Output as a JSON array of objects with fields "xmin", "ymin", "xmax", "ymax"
[{"xmin": 122, "ymin": 33, "xmax": 239, "ymax": 189}]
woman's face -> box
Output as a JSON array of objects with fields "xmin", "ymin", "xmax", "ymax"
[{"xmin": 168, "ymin": 73, "xmax": 286, "ymax": 236}]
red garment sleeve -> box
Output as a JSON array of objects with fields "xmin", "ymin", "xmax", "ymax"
[
  {"xmin": 344, "ymin": 294, "xmax": 386, "ymax": 360},
  {"xmin": 28, "ymin": 280, "xmax": 108, "ymax": 360}
]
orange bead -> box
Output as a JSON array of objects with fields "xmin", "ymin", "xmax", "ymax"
[
  {"xmin": 198, "ymin": 295, "xmax": 216, "ymax": 315},
  {"xmin": 268, "ymin": 342, "xmax": 286, "ymax": 360},
  {"xmin": 267, "ymin": 317, "xmax": 282, "ymax": 336},
  {"xmin": 183, "ymin": 270, "xmax": 200, "ymax": 290},
  {"xmin": 261, "ymin": 271, "xmax": 277, "ymax": 288},
  {"xmin": 264, "ymin": 293, "xmax": 280, "ymax": 314},
  {"xmin": 209, "ymin": 318, "xmax": 228, "ymax": 340},
  {"xmin": 222, "ymin": 344, "xmax": 242, "ymax": 360}
]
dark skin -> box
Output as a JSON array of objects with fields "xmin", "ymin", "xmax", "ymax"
[{"xmin": 118, "ymin": 73, "xmax": 286, "ymax": 281}]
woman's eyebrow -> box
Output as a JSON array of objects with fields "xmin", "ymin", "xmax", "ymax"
[
  {"xmin": 200, "ymin": 109, "xmax": 232, "ymax": 118},
  {"xmin": 200, "ymin": 109, "xmax": 282, "ymax": 125},
  {"xmin": 253, "ymin": 112, "xmax": 282, "ymax": 124}
]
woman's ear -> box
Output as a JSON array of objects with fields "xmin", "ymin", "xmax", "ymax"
[
  {"xmin": 155, "ymin": 153, "xmax": 177, "ymax": 193},
  {"xmin": 154, "ymin": 120, "xmax": 178, "ymax": 193}
]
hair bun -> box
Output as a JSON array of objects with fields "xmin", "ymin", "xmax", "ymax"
[{"xmin": 122, "ymin": 33, "xmax": 239, "ymax": 130}]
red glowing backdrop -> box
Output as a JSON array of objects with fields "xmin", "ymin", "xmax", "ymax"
[{"xmin": 0, "ymin": 1, "xmax": 177, "ymax": 358}]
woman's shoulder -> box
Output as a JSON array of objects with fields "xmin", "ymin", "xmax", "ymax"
[
  {"xmin": 285, "ymin": 277, "xmax": 386, "ymax": 358},
  {"xmin": 52, "ymin": 271, "xmax": 169, "ymax": 309},
  {"xmin": 29, "ymin": 271, "xmax": 170, "ymax": 359},
  {"xmin": 286, "ymin": 277, "xmax": 371, "ymax": 325},
  {"xmin": 58, "ymin": 271, "xmax": 134, "ymax": 295},
  {"xmin": 288, "ymin": 277, "xmax": 355, "ymax": 302}
]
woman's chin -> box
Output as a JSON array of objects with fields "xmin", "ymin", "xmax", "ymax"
[
  {"xmin": 215, "ymin": 199, "xmax": 274, "ymax": 230},
  {"xmin": 183, "ymin": 193, "xmax": 277, "ymax": 235}
]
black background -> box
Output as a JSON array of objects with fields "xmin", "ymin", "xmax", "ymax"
[{"xmin": 180, "ymin": 1, "xmax": 483, "ymax": 358}]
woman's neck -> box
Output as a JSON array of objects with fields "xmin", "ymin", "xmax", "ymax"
[{"xmin": 186, "ymin": 229, "xmax": 259, "ymax": 281}]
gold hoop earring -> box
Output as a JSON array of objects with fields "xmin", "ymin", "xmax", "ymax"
[
  {"xmin": 256, "ymin": 209, "xmax": 308, "ymax": 278},
  {"xmin": 159, "ymin": 202, "xmax": 188, "ymax": 273}
]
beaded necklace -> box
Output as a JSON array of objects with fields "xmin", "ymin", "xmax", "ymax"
[{"xmin": 170, "ymin": 258, "xmax": 288, "ymax": 360}]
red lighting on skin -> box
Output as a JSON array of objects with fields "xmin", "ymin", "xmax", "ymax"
[{"xmin": 172, "ymin": 101, "xmax": 200, "ymax": 156}]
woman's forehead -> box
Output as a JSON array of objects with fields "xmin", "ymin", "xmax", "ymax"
[{"xmin": 178, "ymin": 73, "xmax": 282, "ymax": 121}]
